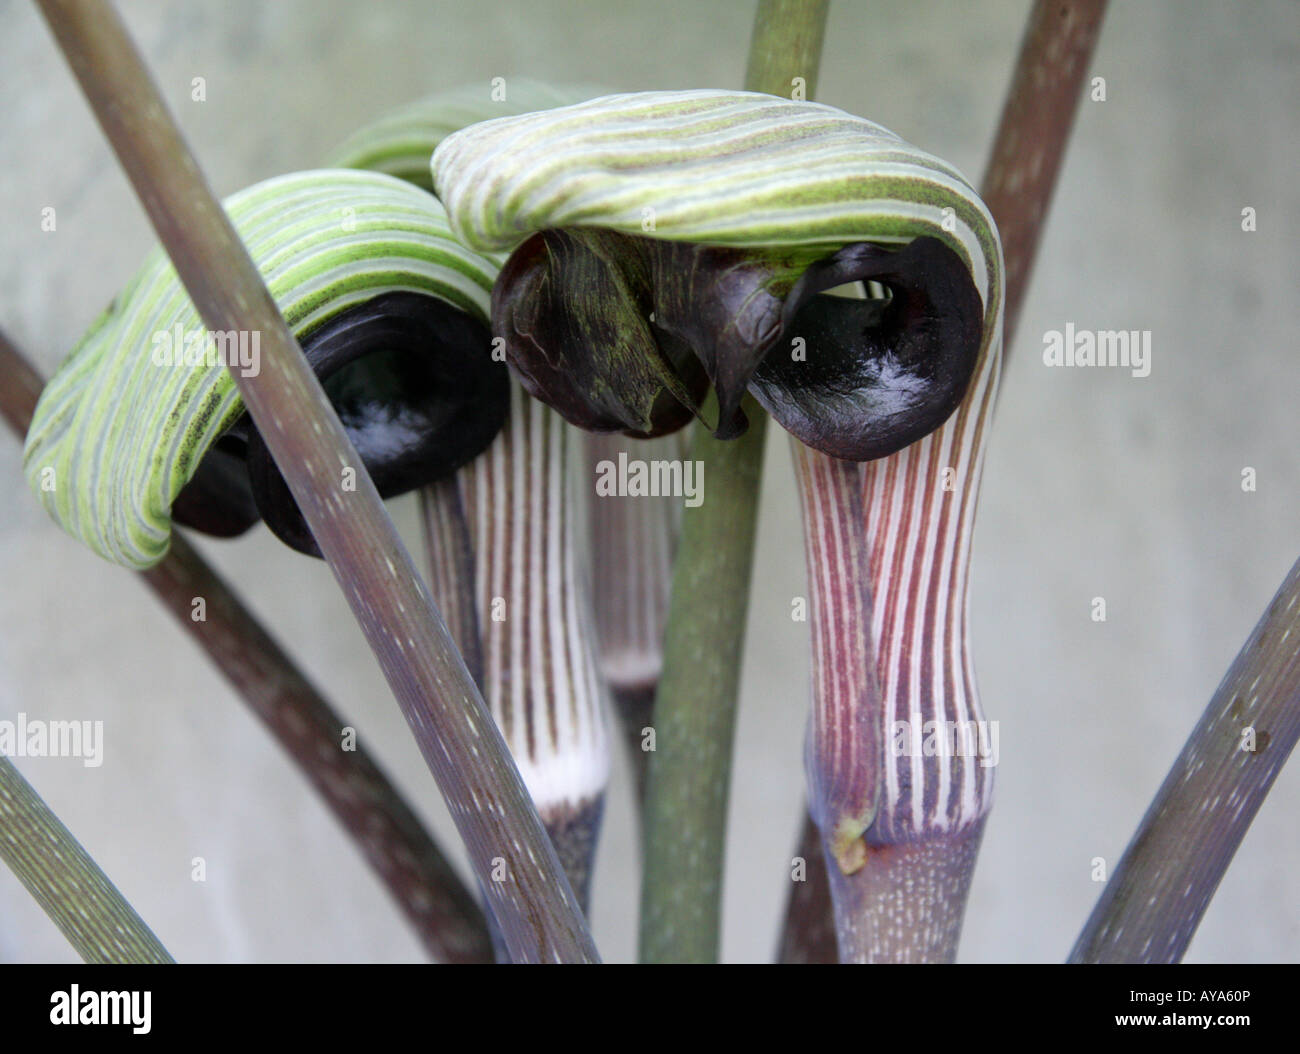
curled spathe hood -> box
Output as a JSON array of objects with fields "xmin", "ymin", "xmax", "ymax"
[
  {"xmin": 327, "ymin": 79, "xmax": 604, "ymax": 191},
  {"xmin": 432, "ymin": 89, "xmax": 1004, "ymax": 462},
  {"xmin": 24, "ymin": 169, "xmax": 507, "ymax": 569}
]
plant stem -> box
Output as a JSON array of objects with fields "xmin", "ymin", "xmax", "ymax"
[
  {"xmin": 0, "ymin": 757, "xmax": 172, "ymax": 964},
  {"xmin": 0, "ymin": 331, "xmax": 43, "ymax": 434},
  {"xmin": 639, "ymin": 396, "xmax": 768, "ymax": 963},
  {"xmin": 429, "ymin": 387, "xmax": 611, "ymax": 912},
  {"xmin": 826, "ymin": 831, "xmax": 987, "ymax": 962},
  {"xmin": 418, "ymin": 478, "xmax": 514, "ymax": 962},
  {"xmin": 777, "ymin": 0, "xmax": 1107, "ymax": 964},
  {"xmin": 743, "ymin": 0, "xmax": 830, "ymax": 98},
  {"xmin": 0, "ymin": 328, "xmax": 492, "ymax": 964},
  {"xmin": 982, "ymin": 0, "xmax": 1109, "ymax": 352},
  {"xmin": 1070, "ymin": 555, "xmax": 1300, "ymax": 963},
  {"xmin": 775, "ymin": 813, "xmax": 838, "ymax": 963},
  {"xmin": 421, "ymin": 477, "xmax": 485, "ymax": 689},
  {"xmin": 147, "ymin": 536, "xmax": 494, "ymax": 963},
  {"xmin": 36, "ymin": 0, "xmax": 596, "ymax": 962},
  {"xmin": 586, "ymin": 432, "xmax": 683, "ymax": 802},
  {"xmin": 639, "ymin": 0, "xmax": 828, "ymax": 964}
]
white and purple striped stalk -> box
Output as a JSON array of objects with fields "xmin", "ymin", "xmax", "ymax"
[
  {"xmin": 788, "ymin": 0, "xmax": 1108, "ymax": 962},
  {"xmin": 793, "ymin": 445, "xmax": 881, "ymax": 877},
  {"xmin": 584, "ymin": 432, "xmax": 684, "ymax": 796},
  {"xmin": 430, "ymin": 90, "xmax": 1004, "ymax": 961},
  {"xmin": 424, "ymin": 384, "xmax": 610, "ymax": 909},
  {"xmin": 793, "ymin": 291, "xmax": 1002, "ymax": 961}
]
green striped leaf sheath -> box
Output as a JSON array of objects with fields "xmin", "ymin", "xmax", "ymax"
[
  {"xmin": 432, "ymin": 89, "xmax": 1004, "ymax": 850},
  {"xmin": 23, "ymin": 169, "xmax": 498, "ymax": 570}
]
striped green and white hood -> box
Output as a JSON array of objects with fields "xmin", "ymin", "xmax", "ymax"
[
  {"xmin": 431, "ymin": 89, "xmax": 1003, "ymax": 463},
  {"xmin": 23, "ymin": 169, "xmax": 500, "ymax": 569}
]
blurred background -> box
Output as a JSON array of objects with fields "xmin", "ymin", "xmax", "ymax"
[{"xmin": 0, "ymin": 0, "xmax": 1296, "ymax": 963}]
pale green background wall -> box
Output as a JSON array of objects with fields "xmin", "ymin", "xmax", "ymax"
[{"xmin": 1, "ymin": 0, "xmax": 1297, "ymax": 962}]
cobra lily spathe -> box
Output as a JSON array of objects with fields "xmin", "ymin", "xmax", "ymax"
[
  {"xmin": 431, "ymin": 88, "xmax": 1004, "ymax": 960},
  {"xmin": 22, "ymin": 168, "xmax": 506, "ymax": 567}
]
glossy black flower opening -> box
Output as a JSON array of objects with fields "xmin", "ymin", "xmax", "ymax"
[
  {"xmin": 174, "ymin": 292, "xmax": 508, "ymax": 557},
  {"xmin": 491, "ymin": 232, "xmax": 984, "ymax": 462}
]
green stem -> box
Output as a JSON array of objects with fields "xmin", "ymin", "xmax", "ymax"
[
  {"xmin": 639, "ymin": 0, "xmax": 829, "ymax": 965},
  {"xmin": 639, "ymin": 395, "xmax": 767, "ymax": 962},
  {"xmin": 36, "ymin": 0, "xmax": 595, "ymax": 962},
  {"xmin": 0, "ymin": 758, "xmax": 172, "ymax": 964},
  {"xmin": 743, "ymin": 0, "xmax": 831, "ymax": 98}
]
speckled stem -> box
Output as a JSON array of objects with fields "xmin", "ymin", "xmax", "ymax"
[
  {"xmin": 36, "ymin": 0, "xmax": 595, "ymax": 962},
  {"xmin": 421, "ymin": 477, "xmax": 485, "ymax": 689},
  {"xmin": 825, "ymin": 829, "xmax": 986, "ymax": 963},
  {"xmin": 1070, "ymin": 556, "xmax": 1300, "ymax": 963},
  {"xmin": 417, "ymin": 479, "xmax": 509, "ymax": 961},
  {"xmin": 3, "ymin": 329, "xmax": 491, "ymax": 964},
  {"xmin": 639, "ymin": 0, "xmax": 828, "ymax": 964},
  {"xmin": 0, "ymin": 757, "xmax": 172, "ymax": 964},
  {"xmin": 144, "ymin": 534, "xmax": 493, "ymax": 964},
  {"xmin": 640, "ymin": 395, "xmax": 769, "ymax": 963}
]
